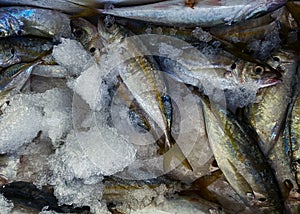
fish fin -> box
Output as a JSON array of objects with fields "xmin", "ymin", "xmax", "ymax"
[
  {"xmin": 163, "ymin": 139, "xmax": 193, "ymax": 172},
  {"xmin": 227, "ymin": 159, "xmax": 254, "ymax": 198}
]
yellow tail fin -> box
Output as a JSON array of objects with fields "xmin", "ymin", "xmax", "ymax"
[{"xmin": 163, "ymin": 138, "xmax": 193, "ymax": 172}]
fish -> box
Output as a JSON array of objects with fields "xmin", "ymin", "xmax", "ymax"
[
  {"xmin": 100, "ymin": 0, "xmax": 287, "ymax": 27},
  {"xmin": 98, "ymin": 16, "xmax": 193, "ymax": 171},
  {"xmin": 0, "ymin": 37, "xmax": 53, "ymax": 68},
  {"xmin": 0, "ymin": 7, "xmax": 72, "ymax": 38},
  {"xmin": 200, "ymin": 95, "xmax": 283, "ymax": 213},
  {"xmin": 0, "ymin": 181, "xmax": 90, "ymax": 213},
  {"xmin": 71, "ymin": 18, "xmax": 104, "ymax": 62},
  {"xmin": 247, "ymin": 50, "xmax": 297, "ymax": 155}
]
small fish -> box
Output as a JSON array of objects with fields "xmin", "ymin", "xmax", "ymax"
[
  {"xmin": 98, "ymin": 17, "xmax": 193, "ymax": 171},
  {"xmin": 201, "ymin": 96, "xmax": 283, "ymax": 213},
  {"xmin": 0, "ymin": 7, "xmax": 72, "ymax": 38},
  {"xmin": 101, "ymin": 0, "xmax": 287, "ymax": 27},
  {"xmin": 0, "ymin": 37, "xmax": 53, "ymax": 68}
]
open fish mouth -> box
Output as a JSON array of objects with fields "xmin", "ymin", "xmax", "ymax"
[{"xmin": 259, "ymin": 77, "xmax": 282, "ymax": 88}]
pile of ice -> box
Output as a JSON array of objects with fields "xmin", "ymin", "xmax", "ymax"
[{"xmin": 0, "ymin": 194, "xmax": 13, "ymax": 213}]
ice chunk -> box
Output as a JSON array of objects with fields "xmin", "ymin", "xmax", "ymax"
[
  {"xmin": 52, "ymin": 38, "xmax": 95, "ymax": 76},
  {"xmin": 0, "ymin": 96, "xmax": 43, "ymax": 153},
  {"xmin": 76, "ymin": 126, "xmax": 136, "ymax": 176},
  {"xmin": 0, "ymin": 88, "xmax": 73, "ymax": 153},
  {"xmin": 16, "ymin": 136, "xmax": 53, "ymax": 186},
  {"xmin": 0, "ymin": 194, "xmax": 13, "ymax": 213},
  {"xmin": 48, "ymin": 126, "xmax": 136, "ymax": 206},
  {"xmin": 40, "ymin": 89, "xmax": 72, "ymax": 144},
  {"xmin": 192, "ymin": 27, "xmax": 212, "ymax": 42},
  {"xmin": 73, "ymin": 63, "xmax": 105, "ymax": 110}
]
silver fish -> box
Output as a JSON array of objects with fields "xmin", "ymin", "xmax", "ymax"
[
  {"xmin": 101, "ymin": 0, "xmax": 287, "ymax": 27},
  {"xmin": 201, "ymin": 96, "xmax": 283, "ymax": 213},
  {"xmin": 248, "ymin": 50, "xmax": 297, "ymax": 155},
  {"xmin": 0, "ymin": 7, "xmax": 72, "ymax": 38},
  {"xmin": 98, "ymin": 17, "xmax": 193, "ymax": 171}
]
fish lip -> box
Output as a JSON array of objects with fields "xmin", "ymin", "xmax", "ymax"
[{"xmin": 259, "ymin": 78, "xmax": 282, "ymax": 88}]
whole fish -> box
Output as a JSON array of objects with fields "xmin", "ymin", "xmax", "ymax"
[
  {"xmin": 201, "ymin": 96, "xmax": 283, "ymax": 213},
  {"xmin": 0, "ymin": 7, "xmax": 72, "ymax": 38},
  {"xmin": 98, "ymin": 17, "xmax": 193, "ymax": 171},
  {"xmin": 101, "ymin": 0, "xmax": 287, "ymax": 27},
  {"xmin": 247, "ymin": 50, "xmax": 297, "ymax": 155},
  {"xmin": 0, "ymin": 37, "xmax": 53, "ymax": 68},
  {"xmin": 71, "ymin": 18, "xmax": 104, "ymax": 62}
]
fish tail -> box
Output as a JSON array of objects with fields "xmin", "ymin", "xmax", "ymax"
[{"xmin": 163, "ymin": 135, "xmax": 193, "ymax": 171}]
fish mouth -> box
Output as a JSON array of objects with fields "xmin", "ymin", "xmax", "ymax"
[{"xmin": 259, "ymin": 77, "xmax": 282, "ymax": 88}]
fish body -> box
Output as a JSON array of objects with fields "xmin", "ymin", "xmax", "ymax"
[
  {"xmin": 98, "ymin": 18, "xmax": 192, "ymax": 171},
  {"xmin": 0, "ymin": 7, "xmax": 72, "ymax": 38},
  {"xmin": 209, "ymin": 11, "xmax": 277, "ymax": 44},
  {"xmin": 201, "ymin": 97, "xmax": 283, "ymax": 213},
  {"xmin": 290, "ymin": 89, "xmax": 300, "ymax": 188},
  {"xmin": 286, "ymin": 66, "xmax": 300, "ymax": 190},
  {"xmin": 101, "ymin": 0, "xmax": 287, "ymax": 27},
  {"xmin": 0, "ymin": 37, "xmax": 53, "ymax": 68}
]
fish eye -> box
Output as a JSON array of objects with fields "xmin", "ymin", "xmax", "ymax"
[
  {"xmin": 272, "ymin": 56, "xmax": 280, "ymax": 62},
  {"xmin": 89, "ymin": 47, "xmax": 96, "ymax": 53},
  {"xmin": 10, "ymin": 49, "xmax": 15, "ymax": 55},
  {"xmin": 258, "ymin": 197, "xmax": 266, "ymax": 202},
  {"xmin": 74, "ymin": 29, "xmax": 83, "ymax": 37},
  {"xmin": 253, "ymin": 66, "xmax": 264, "ymax": 75},
  {"xmin": 231, "ymin": 63, "xmax": 236, "ymax": 69}
]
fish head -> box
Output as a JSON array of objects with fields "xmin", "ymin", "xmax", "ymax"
[
  {"xmin": 98, "ymin": 15, "xmax": 122, "ymax": 46},
  {"xmin": 71, "ymin": 18, "xmax": 104, "ymax": 60},
  {"xmin": 0, "ymin": 48, "xmax": 21, "ymax": 68},
  {"xmin": 268, "ymin": 49, "xmax": 297, "ymax": 69},
  {"xmin": 231, "ymin": 60, "xmax": 282, "ymax": 88},
  {"xmin": 0, "ymin": 13, "xmax": 22, "ymax": 37}
]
